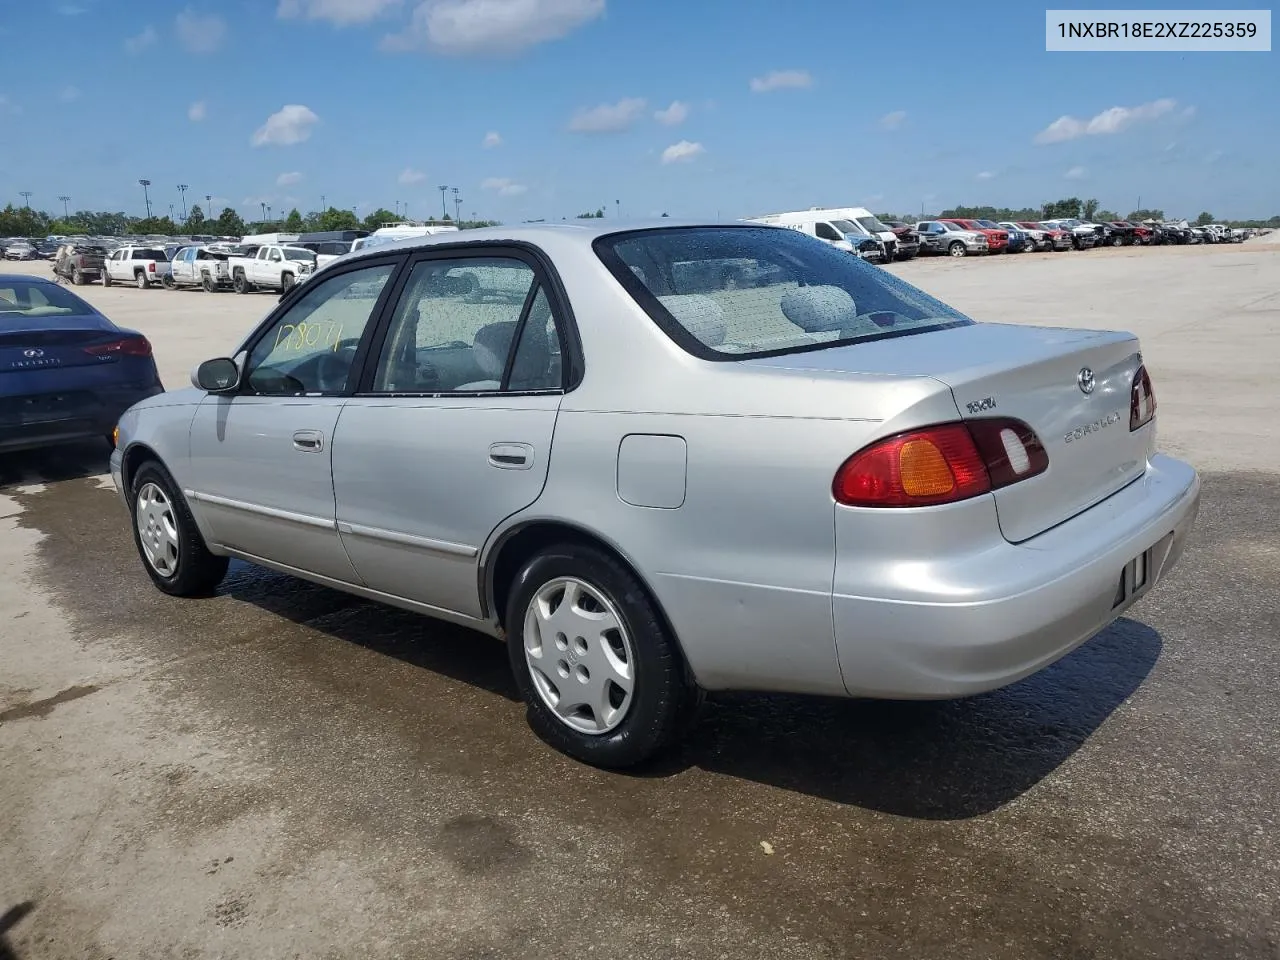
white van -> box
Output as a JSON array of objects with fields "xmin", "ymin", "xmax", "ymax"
[
  {"xmin": 240, "ymin": 232, "xmax": 301, "ymax": 246},
  {"xmin": 806, "ymin": 208, "xmax": 900, "ymax": 257},
  {"xmin": 744, "ymin": 211, "xmax": 886, "ymax": 262},
  {"xmin": 351, "ymin": 223, "xmax": 461, "ymax": 253}
]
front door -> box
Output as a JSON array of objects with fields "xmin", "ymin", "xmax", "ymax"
[
  {"xmin": 186, "ymin": 259, "xmax": 400, "ymax": 582},
  {"xmin": 332, "ymin": 252, "xmax": 568, "ymax": 618}
]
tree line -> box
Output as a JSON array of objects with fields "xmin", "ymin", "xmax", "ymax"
[
  {"xmin": 0, "ymin": 203, "xmax": 500, "ymax": 239},
  {"xmin": 877, "ymin": 198, "xmax": 1280, "ymax": 228}
]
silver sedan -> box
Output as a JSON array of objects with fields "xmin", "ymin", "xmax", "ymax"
[{"xmin": 111, "ymin": 221, "xmax": 1200, "ymax": 767}]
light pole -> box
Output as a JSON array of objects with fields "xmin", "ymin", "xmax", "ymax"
[
  {"xmin": 58, "ymin": 195, "xmax": 70, "ymax": 219},
  {"xmin": 320, "ymin": 194, "xmax": 326, "ymax": 211},
  {"xmin": 260, "ymin": 201, "xmax": 267, "ymax": 223},
  {"xmin": 177, "ymin": 184, "xmax": 188, "ymax": 220},
  {"xmin": 395, "ymin": 200, "xmax": 400, "ymax": 218},
  {"xmin": 438, "ymin": 185, "xmax": 448, "ymax": 220},
  {"xmin": 138, "ymin": 180, "xmax": 152, "ymax": 218},
  {"xmin": 168, "ymin": 203, "xmax": 174, "ymax": 222},
  {"xmin": 266, "ymin": 204, "xmax": 273, "ymax": 224},
  {"xmin": 19, "ymin": 191, "xmax": 32, "ymax": 209},
  {"xmin": 452, "ymin": 187, "xmax": 461, "ymax": 223}
]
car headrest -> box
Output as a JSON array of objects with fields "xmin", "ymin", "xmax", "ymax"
[
  {"xmin": 473, "ymin": 322, "xmax": 517, "ymax": 379},
  {"xmin": 629, "ymin": 265, "xmax": 649, "ymax": 285},
  {"xmin": 656, "ymin": 294, "xmax": 726, "ymax": 347},
  {"xmin": 781, "ymin": 285, "xmax": 858, "ymax": 333}
]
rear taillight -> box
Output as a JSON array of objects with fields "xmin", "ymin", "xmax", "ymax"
[
  {"xmin": 1130, "ymin": 365, "xmax": 1156, "ymax": 430},
  {"xmin": 85, "ymin": 337, "xmax": 152, "ymax": 358},
  {"xmin": 833, "ymin": 419, "xmax": 1049, "ymax": 508},
  {"xmin": 148, "ymin": 262, "xmax": 156, "ymax": 272}
]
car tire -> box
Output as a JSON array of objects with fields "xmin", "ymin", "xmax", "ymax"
[
  {"xmin": 506, "ymin": 543, "xmax": 699, "ymax": 768},
  {"xmin": 202, "ymin": 274, "xmax": 217, "ymax": 293},
  {"xmin": 233, "ymin": 270, "xmax": 249, "ymax": 294},
  {"xmin": 129, "ymin": 460, "xmax": 229, "ymax": 597},
  {"xmin": 162, "ymin": 274, "xmax": 175, "ymax": 289},
  {"xmin": 948, "ymin": 241, "xmax": 966, "ymax": 258},
  {"xmin": 101, "ymin": 270, "xmax": 112, "ymax": 287},
  {"xmin": 72, "ymin": 268, "xmax": 84, "ymax": 285},
  {"xmin": 135, "ymin": 271, "xmax": 149, "ymax": 289},
  {"xmin": 280, "ymin": 272, "xmax": 294, "ymax": 294}
]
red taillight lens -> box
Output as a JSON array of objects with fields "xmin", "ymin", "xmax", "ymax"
[
  {"xmin": 833, "ymin": 419, "xmax": 1049, "ymax": 508},
  {"xmin": 148, "ymin": 262, "xmax": 156, "ymax": 272},
  {"xmin": 1130, "ymin": 365, "xmax": 1156, "ymax": 430},
  {"xmin": 85, "ymin": 337, "xmax": 152, "ymax": 358}
]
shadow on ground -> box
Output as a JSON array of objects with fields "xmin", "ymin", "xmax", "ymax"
[
  {"xmin": 0, "ymin": 442, "xmax": 109, "ymax": 490},
  {"xmin": 0, "ymin": 902, "xmax": 35, "ymax": 960},
  {"xmin": 226, "ymin": 557, "xmax": 1158, "ymax": 818}
]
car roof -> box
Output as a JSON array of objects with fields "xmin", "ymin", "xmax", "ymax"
[
  {"xmin": 341, "ymin": 218, "xmax": 770, "ymax": 261},
  {"xmin": 0, "ymin": 273, "xmax": 56, "ymax": 284}
]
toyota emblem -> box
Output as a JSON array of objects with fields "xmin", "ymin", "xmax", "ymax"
[
  {"xmin": 23, "ymin": 348, "xmax": 44, "ymax": 358},
  {"xmin": 1077, "ymin": 367, "xmax": 1095, "ymax": 395}
]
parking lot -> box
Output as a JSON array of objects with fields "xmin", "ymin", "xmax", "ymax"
[{"xmin": 2, "ymin": 243, "xmax": 1278, "ymax": 958}]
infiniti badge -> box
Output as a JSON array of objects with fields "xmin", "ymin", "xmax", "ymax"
[
  {"xmin": 23, "ymin": 348, "xmax": 44, "ymax": 358},
  {"xmin": 1077, "ymin": 366, "xmax": 1095, "ymax": 395}
]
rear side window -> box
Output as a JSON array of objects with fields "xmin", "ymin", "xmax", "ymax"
[
  {"xmin": 136, "ymin": 249, "xmax": 167, "ymax": 260},
  {"xmin": 595, "ymin": 226, "xmax": 972, "ymax": 361}
]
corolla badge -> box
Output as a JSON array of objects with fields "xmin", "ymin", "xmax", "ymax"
[
  {"xmin": 1077, "ymin": 366, "xmax": 1095, "ymax": 395},
  {"xmin": 23, "ymin": 348, "xmax": 44, "ymax": 358}
]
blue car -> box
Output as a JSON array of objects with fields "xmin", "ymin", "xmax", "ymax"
[
  {"xmin": 976, "ymin": 219, "xmax": 1029, "ymax": 252},
  {"xmin": 1, "ymin": 274, "xmax": 163, "ymax": 453}
]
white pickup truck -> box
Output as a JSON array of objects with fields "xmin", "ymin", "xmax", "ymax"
[
  {"xmin": 228, "ymin": 244, "xmax": 318, "ymax": 294},
  {"xmin": 101, "ymin": 246, "xmax": 173, "ymax": 289},
  {"xmin": 166, "ymin": 244, "xmax": 235, "ymax": 291}
]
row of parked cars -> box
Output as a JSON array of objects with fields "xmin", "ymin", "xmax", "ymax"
[
  {"xmin": 744, "ymin": 208, "xmax": 1253, "ymax": 260},
  {"xmin": 20, "ymin": 223, "xmax": 464, "ymax": 296}
]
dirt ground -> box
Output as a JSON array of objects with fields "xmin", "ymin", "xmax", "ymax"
[{"xmin": 2, "ymin": 243, "xmax": 1278, "ymax": 959}]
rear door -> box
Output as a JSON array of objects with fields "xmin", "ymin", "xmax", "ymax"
[{"xmin": 331, "ymin": 249, "xmax": 568, "ymax": 618}]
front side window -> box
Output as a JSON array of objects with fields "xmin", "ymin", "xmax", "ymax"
[
  {"xmin": 814, "ymin": 222, "xmax": 842, "ymax": 241},
  {"xmin": 371, "ymin": 256, "xmax": 561, "ymax": 393},
  {"xmin": 242, "ymin": 262, "xmax": 395, "ymax": 395},
  {"xmin": 856, "ymin": 215, "xmax": 890, "ymax": 234},
  {"xmin": 595, "ymin": 226, "xmax": 972, "ymax": 360}
]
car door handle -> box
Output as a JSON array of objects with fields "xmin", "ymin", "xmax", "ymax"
[
  {"xmin": 293, "ymin": 429, "xmax": 325, "ymax": 452},
  {"xmin": 489, "ymin": 442, "xmax": 534, "ymax": 470}
]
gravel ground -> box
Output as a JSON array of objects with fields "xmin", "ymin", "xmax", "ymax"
[{"xmin": 1, "ymin": 243, "xmax": 1277, "ymax": 959}]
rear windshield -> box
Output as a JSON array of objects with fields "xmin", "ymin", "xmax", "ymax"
[
  {"xmin": 283, "ymin": 247, "xmax": 317, "ymax": 262},
  {"xmin": 594, "ymin": 226, "xmax": 971, "ymax": 360},
  {"xmin": 0, "ymin": 280, "xmax": 95, "ymax": 318}
]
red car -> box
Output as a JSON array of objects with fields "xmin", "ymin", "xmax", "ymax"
[
  {"xmin": 1019, "ymin": 221, "xmax": 1073, "ymax": 251},
  {"xmin": 940, "ymin": 218, "xmax": 1007, "ymax": 253},
  {"xmin": 1110, "ymin": 220, "xmax": 1153, "ymax": 244}
]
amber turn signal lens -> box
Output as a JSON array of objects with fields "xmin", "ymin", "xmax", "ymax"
[{"xmin": 898, "ymin": 439, "xmax": 956, "ymax": 496}]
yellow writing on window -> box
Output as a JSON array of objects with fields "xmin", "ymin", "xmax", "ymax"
[{"xmin": 274, "ymin": 318, "xmax": 343, "ymax": 353}]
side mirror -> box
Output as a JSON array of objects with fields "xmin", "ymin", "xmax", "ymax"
[{"xmin": 193, "ymin": 357, "xmax": 240, "ymax": 393}]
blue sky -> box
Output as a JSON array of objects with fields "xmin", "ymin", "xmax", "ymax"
[{"xmin": 0, "ymin": 0, "xmax": 1275, "ymax": 222}]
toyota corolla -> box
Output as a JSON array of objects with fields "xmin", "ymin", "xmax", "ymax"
[{"xmin": 110, "ymin": 222, "xmax": 1200, "ymax": 767}]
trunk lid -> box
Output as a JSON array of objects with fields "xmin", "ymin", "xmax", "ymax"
[
  {"xmin": 745, "ymin": 322, "xmax": 1150, "ymax": 542},
  {"xmin": 0, "ymin": 315, "xmax": 123, "ymax": 372}
]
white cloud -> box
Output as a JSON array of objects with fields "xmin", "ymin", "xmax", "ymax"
[
  {"xmin": 976, "ymin": 170, "xmax": 995, "ymax": 180},
  {"xmin": 1064, "ymin": 165, "xmax": 1087, "ymax": 180},
  {"xmin": 482, "ymin": 130, "xmax": 502, "ymax": 148},
  {"xmin": 251, "ymin": 104, "xmax": 320, "ymax": 147},
  {"xmin": 188, "ymin": 100, "xmax": 207, "ymax": 121},
  {"xmin": 398, "ymin": 167, "xmax": 427, "ymax": 184},
  {"xmin": 661, "ymin": 140, "xmax": 704, "ymax": 164},
  {"xmin": 481, "ymin": 177, "xmax": 527, "ymax": 196},
  {"xmin": 124, "ymin": 25, "xmax": 157, "ymax": 54},
  {"xmin": 749, "ymin": 69, "xmax": 812, "ymax": 93},
  {"xmin": 1035, "ymin": 98, "xmax": 1179, "ymax": 144},
  {"xmin": 383, "ymin": 0, "xmax": 604, "ymax": 56},
  {"xmin": 654, "ymin": 100, "xmax": 689, "ymax": 126},
  {"xmin": 175, "ymin": 8, "xmax": 227, "ymax": 53},
  {"xmin": 880, "ymin": 110, "xmax": 906, "ymax": 130},
  {"xmin": 278, "ymin": 0, "xmax": 403, "ymax": 24},
  {"xmin": 59, "ymin": 85, "xmax": 81, "ymax": 103},
  {"xmin": 276, "ymin": 171, "xmax": 304, "ymax": 186},
  {"xmin": 568, "ymin": 97, "xmax": 647, "ymax": 133}
]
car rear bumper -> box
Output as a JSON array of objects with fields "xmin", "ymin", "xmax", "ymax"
[
  {"xmin": 831, "ymin": 454, "xmax": 1200, "ymax": 698},
  {"xmin": 0, "ymin": 384, "xmax": 162, "ymax": 453}
]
